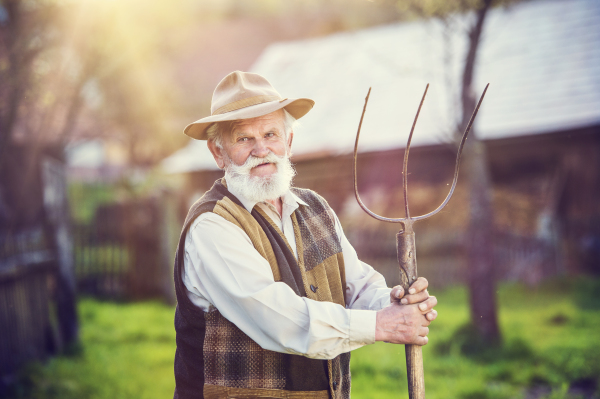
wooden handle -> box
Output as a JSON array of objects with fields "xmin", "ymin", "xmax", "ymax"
[
  {"xmin": 397, "ymin": 227, "xmax": 426, "ymax": 399},
  {"xmin": 405, "ymin": 344, "xmax": 425, "ymax": 399},
  {"xmin": 396, "ymin": 226, "xmax": 417, "ymax": 290}
]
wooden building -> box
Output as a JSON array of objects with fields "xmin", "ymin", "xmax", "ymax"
[{"xmin": 162, "ymin": 0, "xmax": 600, "ymax": 285}]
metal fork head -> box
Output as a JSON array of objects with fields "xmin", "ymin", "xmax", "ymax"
[{"xmin": 353, "ymin": 83, "xmax": 489, "ymax": 231}]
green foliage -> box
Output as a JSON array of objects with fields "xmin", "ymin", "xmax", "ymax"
[
  {"xmin": 7, "ymin": 279, "xmax": 600, "ymax": 399},
  {"xmin": 69, "ymin": 183, "xmax": 116, "ymax": 224}
]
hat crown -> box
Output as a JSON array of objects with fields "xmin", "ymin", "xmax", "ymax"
[
  {"xmin": 211, "ymin": 71, "xmax": 282, "ymax": 116},
  {"xmin": 183, "ymin": 70, "xmax": 314, "ymax": 140}
]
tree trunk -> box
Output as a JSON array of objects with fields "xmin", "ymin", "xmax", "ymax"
[
  {"xmin": 460, "ymin": 0, "xmax": 501, "ymax": 345},
  {"xmin": 463, "ymin": 140, "xmax": 500, "ymax": 344}
]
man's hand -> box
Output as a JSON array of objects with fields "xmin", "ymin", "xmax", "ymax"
[
  {"xmin": 382, "ymin": 277, "xmax": 438, "ymax": 345},
  {"xmin": 389, "ymin": 277, "xmax": 430, "ymax": 305},
  {"xmin": 375, "ymin": 295, "xmax": 437, "ymax": 345},
  {"xmin": 390, "ymin": 277, "xmax": 437, "ymax": 318}
]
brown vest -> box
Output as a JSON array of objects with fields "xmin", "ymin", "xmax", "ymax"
[{"xmin": 173, "ymin": 180, "xmax": 351, "ymax": 399}]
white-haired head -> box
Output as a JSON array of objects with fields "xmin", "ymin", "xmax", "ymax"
[{"xmin": 206, "ymin": 109, "xmax": 297, "ymax": 150}]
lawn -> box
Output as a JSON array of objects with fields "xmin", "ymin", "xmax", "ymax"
[
  {"xmin": 351, "ymin": 278, "xmax": 600, "ymax": 398},
  {"xmin": 8, "ymin": 278, "xmax": 600, "ymax": 399}
]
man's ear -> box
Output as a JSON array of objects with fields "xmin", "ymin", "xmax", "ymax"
[
  {"xmin": 287, "ymin": 131, "xmax": 294, "ymax": 152},
  {"xmin": 207, "ymin": 140, "xmax": 225, "ymax": 169}
]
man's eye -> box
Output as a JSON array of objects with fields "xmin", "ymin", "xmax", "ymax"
[
  {"xmin": 265, "ymin": 132, "xmax": 275, "ymax": 138},
  {"xmin": 237, "ymin": 137, "xmax": 249, "ymax": 142}
]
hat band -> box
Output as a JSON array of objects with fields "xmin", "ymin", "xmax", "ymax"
[{"xmin": 212, "ymin": 95, "xmax": 281, "ymax": 116}]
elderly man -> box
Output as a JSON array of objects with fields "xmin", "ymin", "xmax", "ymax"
[{"xmin": 173, "ymin": 71, "xmax": 438, "ymax": 399}]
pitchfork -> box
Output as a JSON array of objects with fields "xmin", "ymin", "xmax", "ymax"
[{"xmin": 353, "ymin": 83, "xmax": 489, "ymax": 399}]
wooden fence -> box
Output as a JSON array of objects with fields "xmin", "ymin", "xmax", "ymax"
[
  {"xmin": 0, "ymin": 156, "xmax": 78, "ymax": 394},
  {"xmin": 72, "ymin": 193, "xmax": 177, "ymax": 303},
  {"xmin": 72, "ymin": 222, "xmax": 130, "ymax": 300},
  {"xmin": 0, "ymin": 258, "xmax": 57, "ymax": 385},
  {"xmin": 0, "ymin": 228, "xmax": 65, "ymax": 394}
]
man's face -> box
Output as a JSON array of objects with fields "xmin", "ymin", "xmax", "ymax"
[{"xmin": 208, "ymin": 110, "xmax": 293, "ymax": 178}]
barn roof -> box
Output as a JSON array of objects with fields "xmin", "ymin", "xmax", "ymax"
[{"xmin": 162, "ymin": 0, "xmax": 600, "ymax": 173}]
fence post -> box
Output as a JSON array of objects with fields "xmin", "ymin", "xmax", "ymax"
[
  {"xmin": 42, "ymin": 157, "xmax": 78, "ymax": 345},
  {"xmin": 125, "ymin": 193, "xmax": 176, "ymax": 303},
  {"xmin": 158, "ymin": 189, "xmax": 178, "ymax": 305}
]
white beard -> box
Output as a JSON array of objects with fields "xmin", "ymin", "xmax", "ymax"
[{"xmin": 224, "ymin": 151, "xmax": 296, "ymax": 203}]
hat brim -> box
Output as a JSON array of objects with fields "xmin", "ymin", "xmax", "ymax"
[{"xmin": 184, "ymin": 98, "xmax": 315, "ymax": 140}]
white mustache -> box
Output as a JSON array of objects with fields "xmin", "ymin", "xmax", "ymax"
[
  {"xmin": 224, "ymin": 150, "xmax": 296, "ymax": 202},
  {"xmin": 227, "ymin": 152, "xmax": 283, "ymax": 176}
]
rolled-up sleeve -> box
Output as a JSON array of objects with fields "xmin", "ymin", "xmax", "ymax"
[{"xmin": 183, "ymin": 212, "xmax": 377, "ymax": 360}]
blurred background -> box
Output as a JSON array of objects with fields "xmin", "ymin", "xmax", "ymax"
[{"xmin": 0, "ymin": 0, "xmax": 599, "ymax": 398}]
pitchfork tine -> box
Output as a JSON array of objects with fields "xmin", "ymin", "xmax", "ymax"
[
  {"xmin": 403, "ymin": 84, "xmax": 429, "ymax": 219},
  {"xmin": 353, "ymin": 88, "xmax": 395, "ymax": 223},
  {"xmin": 353, "ymin": 83, "xmax": 489, "ymax": 224},
  {"xmin": 412, "ymin": 83, "xmax": 489, "ymax": 221}
]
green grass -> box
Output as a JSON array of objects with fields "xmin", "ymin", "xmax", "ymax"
[
  {"xmin": 351, "ymin": 279, "xmax": 600, "ymax": 399},
  {"xmin": 10, "ymin": 300, "xmax": 176, "ymax": 399},
  {"xmin": 8, "ymin": 278, "xmax": 600, "ymax": 399}
]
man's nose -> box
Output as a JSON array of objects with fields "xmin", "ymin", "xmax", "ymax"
[{"xmin": 251, "ymin": 138, "xmax": 270, "ymax": 158}]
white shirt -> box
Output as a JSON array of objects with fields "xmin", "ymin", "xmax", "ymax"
[{"xmin": 182, "ymin": 187, "xmax": 391, "ymax": 360}]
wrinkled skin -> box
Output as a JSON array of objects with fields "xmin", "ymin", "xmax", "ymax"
[{"xmin": 376, "ymin": 277, "xmax": 437, "ymax": 345}]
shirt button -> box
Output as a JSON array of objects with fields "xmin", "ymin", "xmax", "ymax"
[
  {"xmin": 333, "ymin": 381, "xmax": 338, "ymax": 390},
  {"xmin": 310, "ymin": 285, "xmax": 317, "ymax": 293}
]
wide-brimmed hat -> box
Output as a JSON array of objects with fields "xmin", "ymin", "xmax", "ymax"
[{"xmin": 184, "ymin": 71, "xmax": 315, "ymax": 140}]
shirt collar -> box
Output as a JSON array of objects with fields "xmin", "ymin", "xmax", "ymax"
[{"xmin": 227, "ymin": 184, "xmax": 309, "ymax": 213}]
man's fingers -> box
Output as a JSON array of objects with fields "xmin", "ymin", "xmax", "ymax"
[
  {"xmin": 419, "ymin": 326, "xmax": 429, "ymax": 337},
  {"xmin": 417, "ymin": 296, "xmax": 437, "ymax": 313},
  {"xmin": 415, "ymin": 336, "xmax": 429, "ymax": 346},
  {"xmin": 400, "ymin": 289, "xmax": 429, "ymax": 305},
  {"xmin": 425, "ymin": 309, "xmax": 438, "ymax": 321},
  {"xmin": 407, "ymin": 277, "xmax": 428, "ymax": 295},
  {"xmin": 390, "ymin": 286, "xmax": 404, "ymax": 301}
]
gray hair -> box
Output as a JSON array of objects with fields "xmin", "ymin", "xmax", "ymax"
[{"xmin": 206, "ymin": 109, "xmax": 297, "ymax": 149}]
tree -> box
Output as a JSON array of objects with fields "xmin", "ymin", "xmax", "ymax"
[
  {"xmin": 0, "ymin": 0, "xmax": 191, "ymax": 214},
  {"xmin": 0, "ymin": 0, "xmax": 86, "ymax": 227},
  {"xmin": 457, "ymin": 0, "xmax": 500, "ymax": 345},
  {"xmin": 64, "ymin": 1, "xmax": 187, "ymax": 170},
  {"xmin": 0, "ymin": 0, "xmax": 89, "ymax": 346},
  {"xmin": 374, "ymin": 0, "xmax": 506, "ymax": 344},
  {"xmin": 0, "ymin": 0, "xmax": 189, "ymax": 348}
]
